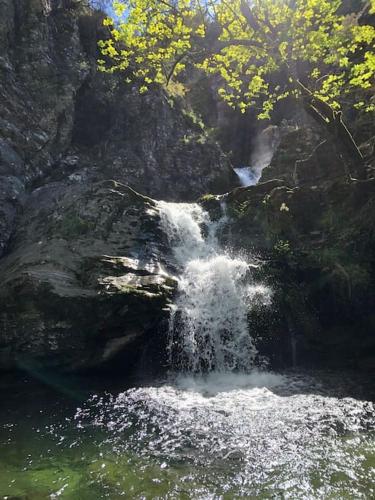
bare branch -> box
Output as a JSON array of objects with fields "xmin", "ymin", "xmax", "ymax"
[{"xmin": 214, "ymin": 38, "xmax": 263, "ymax": 50}]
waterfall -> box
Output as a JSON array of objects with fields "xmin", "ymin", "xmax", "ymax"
[
  {"xmin": 234, "ymin": 166, "xmax": 258, "ymax": 187},
  {"xmin": 158, "ymin": 201, "xmax": 271, "ymax": 373},
  {"xmin": 234, "ymin": 126, "xmax": 281, "ymax": 187}
]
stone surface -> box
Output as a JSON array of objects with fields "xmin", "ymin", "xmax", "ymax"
[
  {"xmin": 0, "ymin": 0, "xmax": 236, "ymax": 372},
  {"xmin": 260, "ymin": 126, "xmax": 321, "ymax": 185},
  {"xmin": 0, "ymin": 180, "xmax": 176, "ymax": 371},
  {"xmin": 222, "ymin": 171, "xmax": 375, "ymax": 371},
  {"xmin": 294, "ymin": 139, "xmax": 349, "ymax": 186},
  {"xmin": 0, "ymin": 0, "xmax": 236, "ymax": 257}
]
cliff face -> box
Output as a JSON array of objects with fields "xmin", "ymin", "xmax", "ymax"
[
  {"xmin": 0, "ymin": 0, "xmax": 236, "ymax": 372},
  {"xmin": 0, "ymin": 0, "xmax": 88, "ymax": 255},
  {"xmin": 0, "ymin": 0, "xmax": 236, "ymax": 256},
  {"xmin": 213, "ymin": 126, "xmax": 375, "ymax": 372}
]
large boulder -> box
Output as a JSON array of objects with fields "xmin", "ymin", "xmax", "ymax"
[{"xmin": 0, "ymin": 180, "xmax": 176, "ymax": 372}]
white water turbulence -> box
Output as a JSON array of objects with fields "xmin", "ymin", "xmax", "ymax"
[
  {"xmin": 234, "ymin": 166, "xmax": 258, "ymax": 186},
  {"xmin": 158, "ymin": 201, "xmax": 271, "ymax": 373},
  {"xmin": 234, "ymin": 125, "xmax": 281, "ymax": 186}
]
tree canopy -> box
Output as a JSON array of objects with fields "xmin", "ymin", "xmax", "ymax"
[{"xmin": 98, "ymin": 0, "xmax": 375, "ymax": 119}]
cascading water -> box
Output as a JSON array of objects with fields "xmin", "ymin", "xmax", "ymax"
[
  {"xmin": 233, "ymin": 126, "xmax": 281, "ymax": 186},
  {"xmin": 158, "ymin": 201, "xmax": 271, "ymax": 373},
  {"xmin": 234, "ymin": 166, "xmax": 258, "ymax": 186},
  {"xmin": 3, "ymin": 201, "xmax": 374, "ymax": 500}
]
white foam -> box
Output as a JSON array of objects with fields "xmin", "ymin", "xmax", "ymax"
[
  {"xmin": 158, "ymin": 201, "xmax": 271, "ymax": 373},
  {"xmin": 234, "ymin": 166, "xmax": 257, "ymax": 187}
]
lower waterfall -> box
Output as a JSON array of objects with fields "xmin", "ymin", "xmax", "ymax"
[
  {"xmin": 158, "ymin": 201, "xmax": 271, "ymax": 373},
  {"xmin": 3, "ymin": 199, "xmax": 373, "ymax": 499}
]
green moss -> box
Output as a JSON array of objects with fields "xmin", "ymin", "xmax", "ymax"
[
  {"xmin": 181, "ymin": 108, "xmax": 205, "ymax": 130},
  {"xmin": 199, "ymin": 194, "xmax": 216, "ymax": 202},
  {"xmin": 58, "ymin": 213, "xmax": 95, "ymax": 239},
  {"xmin": 273, "ymin": 239, "xmax": 291, "ymax": 256},
  {"xmin": 225, "ymin": 200, "xmax": 251, "ymax": 219}
]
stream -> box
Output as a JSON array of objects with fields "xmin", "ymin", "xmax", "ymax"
[{"xmin": 1, "ymin": 371, "xmax": 374, "ymax": 499}]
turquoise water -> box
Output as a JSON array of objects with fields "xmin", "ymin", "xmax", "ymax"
[{"xmin": 0, "ymin": 370, "xmax": 374, "ymax": 499}]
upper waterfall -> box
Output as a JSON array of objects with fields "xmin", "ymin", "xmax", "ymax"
[
  {"xmin": 234, "ymin": 166, "xmax": 258, "ymax": 187},
  {"xmin": 158, "ymin": 201, "xmax": 271, "ymax": 373}
]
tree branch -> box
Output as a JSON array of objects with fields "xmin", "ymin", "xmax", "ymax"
[
  {"xmin": 214, "ymin": 38, "xmax": 263, "ymax": 50},
  {"xmin": 240, "ymin": 0, "xmax": 260, "ymax": 32},
  {"xmin": 166, "ymin": 52, "xmax": 188, "ymax": 85}
]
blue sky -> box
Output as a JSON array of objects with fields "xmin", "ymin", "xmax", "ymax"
[{"xmin": 90, "ymin": 1, "xmax": 115, "ymax": 16}]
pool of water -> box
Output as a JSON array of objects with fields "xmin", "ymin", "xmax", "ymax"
[{"xmin": 0, "ymin": 370, "xmax": 374, "ymax": 499}]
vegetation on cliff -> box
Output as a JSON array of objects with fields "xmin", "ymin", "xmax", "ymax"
[{"xmin": 99, "ymin": 0, "xmax": 375, "ymax": 175}]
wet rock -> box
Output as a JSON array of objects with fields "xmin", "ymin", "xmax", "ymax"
[
  {"xmin": 0, "ymin": 181, "xmax": 177, "ymax": 372},
  {"xmin": 295, "ymin": 140, "xmax": 349, "ymax": 186},
  {"xmin": 0, "ymin": 176, "xmax": 25, "ymax": 255},
  {"xmin": 223, "ymin": 174, "xmax": 375, "ymax": 370}
]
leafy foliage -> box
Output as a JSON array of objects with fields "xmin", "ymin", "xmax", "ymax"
[{"xmin": 98, "ymin": 1, "xmax": 375, "ymax": 118}]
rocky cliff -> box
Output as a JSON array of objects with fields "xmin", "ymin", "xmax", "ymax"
[
  {"xmin": 0, "ymin": 0, "xmax": 236, "ymax": 257},
  {"xmin": 212, "ymin": 124, "xmax": 375, "ymax": 372},
  {"xmin": 0, "ymin": 0, "xmax": 237, "ymax": 371},
  {"xmin": 1, "ymin": 0, "xmax": 374, "ymax": 375}
]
